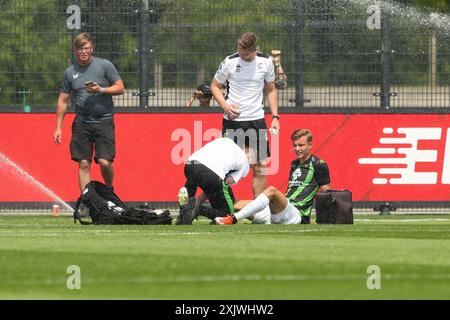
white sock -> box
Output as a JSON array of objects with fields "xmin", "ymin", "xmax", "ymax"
[
  {"xmin": 235, "ymin": 193, "xmax": 270, "ymax": 221},
  {"xmin": 252, "ymin": 206, "xmax": 271, "ymax": 224}
]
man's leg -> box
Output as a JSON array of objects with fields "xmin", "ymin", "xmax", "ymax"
[
  {"xmin": 94, "ymin": 119, "xmax": 116, "ymax": 188},
  {"xmin": 183, "ymin": 163, "xmax": 199, "ymax": 198},
  {"xmin": 251, "ymin": 118, "xmax": 270, "ymax": 198},
  {"xmin": 192, "ymin": 192, "xmax": 229, "ymax": 220},
  {"xmin": 176, "ymin": 187, "xmax": 197, "ymax": 225},
  {"xmin": 238, "ymin": 185, "xmax": 287, "ymax": 220},
  {"xmin": 98, "ymin": 159, "xmax": 114, "ymax": 188},
  {"xmin": 176, "ymin": 163, "xmax": 199, "ymax": 225},
  {"xmin": 266, "ymin": 186, "xmax": 288, "ymax": 214},
  {"xmin": 251, "ymin": 207, "xmax": 271, "ymax": 224},
  {"xmin": 70, "ymin": 120, "xmax": 93, "ymax": 193},
  {"xmin": 78, "ymin": 159, "xmax": 92, "ymax": 192},
  {"xmin": 181, "ymin": 164, "xmax": 236, "ymax": 223},
  {"xmin": 234, "ymin": 200, "xmax": 252, "ymax": 211},
  {"xmin": 217, "ymin": 186, "xmax": 287, "ymax": 224},
  {"xmin": 248, "ymin": 160, "xmax": 267, "ymax": 222},
  {"xmin": 200, "ymin": 179, "xmax": 235, "ymax": 220},
  {"xmin": 251, "ymin": 161, "xmax": 267, "ymax": 198},
  {"xmin": 222, "ymin": 118, "xmax": 267, "ymax": 199},
  {"xmin": 235, "ymin": 199, "xmax": 270, "ymax": 223},
  {"xmin": 197, "ymin": 205, "xmax": 228, "ymax": 220}
]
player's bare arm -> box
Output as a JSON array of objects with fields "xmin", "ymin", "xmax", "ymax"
[
  {"xmin": 86, "ymin": 79, "xmax": 125, "ymax": 95},
  {"xmin": 54, "ymin": 92, "xmax": 69, "ymax": 145},
  {"xmin": 211, "ymin": 79, "xmax": 240, "ymax": 120},
  {"xmin": 265, "ymin": 81, "xmax": 280, "ymax": 131}
]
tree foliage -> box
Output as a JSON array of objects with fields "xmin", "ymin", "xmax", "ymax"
[
  {"xmin": 0, "ymin": 0, "xmax": 447, "ymax": 108},
  {"xmin": 0, "ymin": 1, "xmax": 71, "ymax": 106}
]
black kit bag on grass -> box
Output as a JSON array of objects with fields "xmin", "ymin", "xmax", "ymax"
[
  {"xmin": 315, "ymin": 189, "xmax": 353, "ymax": 224},
  {"xmin": 73, "ymin": 181, "xmax": 172, "ymax": 225}
]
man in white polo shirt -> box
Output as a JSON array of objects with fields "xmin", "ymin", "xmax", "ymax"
[
  {"xmin": 176, "ymin": 137, "xmax": 252, "ymax": 225},
  {"xmin": 210, "ymin": 32, "xmax": 280, "ymax": 201}
]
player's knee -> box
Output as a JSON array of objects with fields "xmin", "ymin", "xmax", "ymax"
[
  {"xmin": 252, "ymin": 162, "xmax": 267, "ymax": 176},
  {"xmin": 78, "ymin": 160, "xmax": 91, "ymax": 171},
  {"xmin": 264, "ymin": 185, "xmax": 278, "ymax": 197},
  {"xmin": 98, "ymin": 159, "xmax": 112, "ymax": 168}
]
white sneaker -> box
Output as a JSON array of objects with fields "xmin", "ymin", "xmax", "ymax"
[{"xmin": 178, "ymin": 187, "xmax": 189, "ymax": 206}]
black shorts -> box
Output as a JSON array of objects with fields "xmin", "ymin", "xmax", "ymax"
[
  {"xmin": 70, "ymin": 118, "xmax": 115, "ymax": 163},
  {"xmin": 222, "ymin": 118, "xmax": 270, "ymax": 162},
  {"xmin": 184, "ymin": 162, "xmax": 235, "ymax": 215}
]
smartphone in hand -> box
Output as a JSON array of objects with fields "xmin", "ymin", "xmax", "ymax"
[{"xmin": 85, "ymin": 81, "xmax": 96, "ymax": 87}]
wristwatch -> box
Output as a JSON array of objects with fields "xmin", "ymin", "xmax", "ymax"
[{"xmin": 272, "ymin": 115, "xmax": 280, "ymax": 120}]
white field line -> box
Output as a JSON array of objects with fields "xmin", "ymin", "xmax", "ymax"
[
  {"xmin": 0, "ymin": 233, "xmax": 59, "ymax": 237},
  {"xmin": 355, "ymin": 218, "xmax": 450, "ymax": 222},
  {"xmin": 2, "ymin": 273, "xmax": 450, "ymax": 286},
  {"xmin": 0, "ymin": 229, "xmax": 323, "ymax": 237}
]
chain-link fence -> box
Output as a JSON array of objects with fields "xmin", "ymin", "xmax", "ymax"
[{"xmin": 0, "ymin": 0, "xmax": 449, "ymax": 110}]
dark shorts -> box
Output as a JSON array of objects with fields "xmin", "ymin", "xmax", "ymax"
[
  {"xmin": 222, "ymin": 118, "xmax": 270, "ymax": 162},
  {"xmin": 184, "ymin": 162, "xmax": 235, "ymax": 215},
  {"xmin": 70, "ymin": 118, "xmax": 115, "ymax": 163}
]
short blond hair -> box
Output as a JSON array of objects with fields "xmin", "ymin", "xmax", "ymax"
[
  {"xmin": 73, "ymin": 32, "xmax": 93, "ymax": 49},
  {"xmin": 237, "ymin": 32, "xmax": 258, "ymax": 51},
  {"xmin": 291, "ymin": 129, "xmax": 313, "ymax": 144}
]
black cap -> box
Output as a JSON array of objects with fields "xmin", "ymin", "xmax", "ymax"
[{"xmin": 197, "ymin": 83, "xmax": 212, "ymax": 98}]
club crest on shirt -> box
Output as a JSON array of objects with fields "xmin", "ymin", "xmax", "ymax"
[{"xmin": 292, "ymin": 167, "xmax": 302, "ymax": 180}]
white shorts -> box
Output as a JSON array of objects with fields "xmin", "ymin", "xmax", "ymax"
[{"xmin": 270, "ymin": 200, "xmax": 302, "ymax": 225}]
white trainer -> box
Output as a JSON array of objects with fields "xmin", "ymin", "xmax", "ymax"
[{"xmin": 178, "ymin": 187, "xmax": 189, "ymax": 206}]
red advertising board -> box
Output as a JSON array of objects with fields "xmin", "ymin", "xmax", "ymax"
[{"xmin": 0, "ymin": 113, "xmax": 449, "ymax": 202}]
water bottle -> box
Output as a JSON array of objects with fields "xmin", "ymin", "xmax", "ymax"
[{"xmin": 52, "ymin": 204, "xmax": 60, "ymax": 217}]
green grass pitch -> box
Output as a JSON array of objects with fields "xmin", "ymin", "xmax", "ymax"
[{"xmin": 0, "ymin": 214, "xmax": 449, "ymax": 299}]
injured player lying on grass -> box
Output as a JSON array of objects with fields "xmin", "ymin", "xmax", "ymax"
[
  {"xmin": 215, "ymin": 183, "xmax": 329, "ymax": 225},
  {"xmin": 215, "ymin": 129, "xmax": 330, "ymax": 225}
]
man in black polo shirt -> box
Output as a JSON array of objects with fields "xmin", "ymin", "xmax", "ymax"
[
  {"xmin": 216, "ymin": 129, "xmax": 330, "ymax": 225},
  {"xmin": 53, "ymin": 32, "xmax": 124, "ymax": 192}
]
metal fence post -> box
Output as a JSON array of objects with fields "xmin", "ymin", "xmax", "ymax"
[
  {"xmin": 136, "ymin": 0, "xmax": 152, "ymax": 108},
  {"xmin": 379, "ymin": 6, "xmax": 396, "ymax": 109},
  {"xmin": 294, "ymin": 0, "xmax": 305, "ymax": 108}
]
